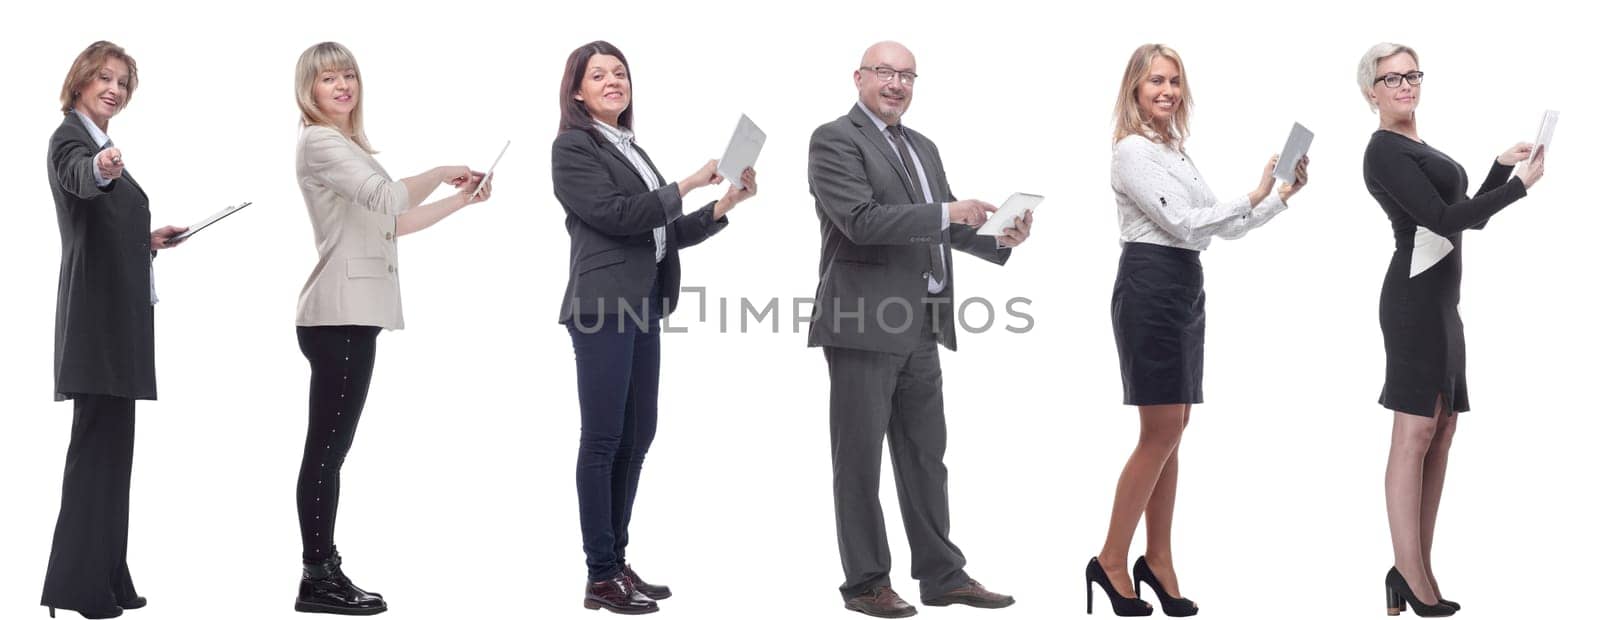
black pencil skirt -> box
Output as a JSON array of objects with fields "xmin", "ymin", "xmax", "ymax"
[{"xmin": 1111, "ymin": 242, "xmax": 1206, "ymax": 406}]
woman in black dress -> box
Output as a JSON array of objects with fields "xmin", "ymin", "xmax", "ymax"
[{"xmin": 1359, "ymin": 42, "xmax": 1545, "ymax": 618}]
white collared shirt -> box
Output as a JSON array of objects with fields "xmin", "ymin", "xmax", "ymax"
[
  {"xmin": 855, "ymin": 101, "xmax": 949, "ymax": 294},
  {"xmin": 593, "ymin": 121, "xmax": 667, "ymax": 264},
  {"xmin": 76, "ymin": 109, "xmax": 157, "ymax": 305},
  {"xmin": 1112, "ymin": 134, "xmax": 1287, "ymax": 251}
]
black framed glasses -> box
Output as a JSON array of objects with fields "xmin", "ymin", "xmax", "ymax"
[
  {"xmin": 861, "ymin": 65, "xmax": 918, "ymax": 86},
  {"xmin": 1374, "ymin": 71, "xmax": 1424, "ymax": 88}
]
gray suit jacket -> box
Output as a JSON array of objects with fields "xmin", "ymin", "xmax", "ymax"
[
  {"xmin": 49, "ymin": 113, "xmax": 156, "ymax": 401},
  {"xmin": 807, "ymin": 105, "xmax": 1009, "ymax": 354}
]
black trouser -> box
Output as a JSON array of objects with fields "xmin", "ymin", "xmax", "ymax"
[
  {"xmin": 296, "ymin": 325, "xmax": 381, "ymax": 563},
  {"xmin": 568, "ymin": 310, "xmax": 662, "ymax": 582},
  {"xmin": 41, "ymin": 395, "xmax": 139, "ymax": 612},
  {"xmin": 825, "ymin": 325, "xmax": 969, "ymax": 600}
]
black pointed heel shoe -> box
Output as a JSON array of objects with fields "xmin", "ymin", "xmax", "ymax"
[
  {"xmin": 1085, "ymin": 557, "xmax": 1153, "ymax": 616},
  {"xmin": 1132, "ymin": 556, "xmax": 1197, "ymax": 616},
  {"xmin": 45, "ymin": 606, "xmax": 121, "ymax": 619},
  {"xmin": 1385, "ymin": 567, "xmax": 1454, "ymax": 617}
]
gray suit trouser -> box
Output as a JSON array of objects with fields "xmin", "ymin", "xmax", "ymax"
[{"xmin": 825, "ymin": 323, "xmax": 969, "ymax": 600}]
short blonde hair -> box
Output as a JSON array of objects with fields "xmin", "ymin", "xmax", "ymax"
[
  {"xmin": 1357, "ymin": 43, "xmax": 1419, "ymax": 113},
  {"xmin": 295, "ymin": 42, "xmax": 374, "ymax": 153},
  {"xmin": 1112, "ymin": 44, "xmax": 1193, "ymax": 149},
  {"xmin": 59, "ymin": 41, "xmax": 138, "ymax": 115}
]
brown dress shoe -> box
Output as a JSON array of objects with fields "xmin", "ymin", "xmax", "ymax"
[
  {"xmin": 584, "ymin": 574, "xmax": 659, "ymax": 615},
  {"xmin": 922, "ymin": 579, "xmax": 1015, "ymax": 609},
  {"xmin": 845, "ymin": 585, "xmax": 917, "ymax": 618},
  {"xmin": 622, "ymin": 564, "xmax": 672, "ymax": 600}
]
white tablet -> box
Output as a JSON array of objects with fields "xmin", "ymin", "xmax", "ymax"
[
  {"xmin": 717, "ymin": 114, "xmax": 765, "ymax": 190},
  {"xmin": 471, "ymin": 140, "xmax": 510, "ymax": 199},
  {"xmin": 1273, "ymin": 122, "xmax": 1314, "ymax": 183},
  {"xmin": 976, "ymin": 193, "xmax": 1043, "ymax": 236},
  {"xmin": 1535, "ymin": 110, "xmax": 1558, "ymax": 154}
]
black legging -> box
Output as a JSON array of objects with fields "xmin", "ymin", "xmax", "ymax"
[{"xmin": 296, "ymin": 325, "xmax": 381, "ymax": 563}]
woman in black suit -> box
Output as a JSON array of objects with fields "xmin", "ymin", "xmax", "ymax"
[
  {"xmin": 41, "ymin": 41, "xmax": 189, "ymax": 620},
  {"xmin": 552, "ymin": 40, "xmax": 757, "ymax": 615}
]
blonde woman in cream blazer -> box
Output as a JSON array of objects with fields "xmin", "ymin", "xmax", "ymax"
[{"xmin": 289, "ymin": 41, "xmax": 491, "ymax": 617}]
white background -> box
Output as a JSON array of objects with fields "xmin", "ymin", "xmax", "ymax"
[{"xmin": 1, "ymin": 1, "xmax": 1593, "ymax": 619}]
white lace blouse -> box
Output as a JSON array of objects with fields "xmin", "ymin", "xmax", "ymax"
[{"xmin": 1112, "ymin": 134, "xmax": 1287, "ymax": 251}]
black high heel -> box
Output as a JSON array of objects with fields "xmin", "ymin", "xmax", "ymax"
[
  {"xmin": 1385, "ymin": 567, "xmax": 1454, "ymax": 617},
  {"xmin": 44, "ymin": 606, "xmax": 121, "ymax": 619},
  {"xmin": 1438, "ymin": 599, "xmax": 1460, "ymax": 611},
  {"xmin": 1132, "ymin": 556, "xmax": 1197, "ymax": 617},
  {"xmin": 1085, "ymin": 557, "xmax": 1153, "ymax": 616}
]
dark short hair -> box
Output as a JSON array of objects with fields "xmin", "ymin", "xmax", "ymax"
[
  {"xmin": 559, "ymin": 40, "xmax": 632, "ymax": 137},
  {"xmin": 60, "ymin": 41, "xmax": 138, "ymax": 115}
]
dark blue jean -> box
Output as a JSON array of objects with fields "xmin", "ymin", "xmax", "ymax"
[{"xmin": 568, "ymin": 315, "xmax": 660, "ymax": 581}]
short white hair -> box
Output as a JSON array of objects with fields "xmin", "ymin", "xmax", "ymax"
[{"xmin": 1357, "ymin": 43, "xmax": 1419, "ymax": 113}]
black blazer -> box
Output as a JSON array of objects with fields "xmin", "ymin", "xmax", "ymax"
[
  {"xmin": 48, "ymin": 113, "xmax": 157, "ymax": 401},
  {"xmin": 552, "ymin": 127, "xmax": 728, "ymax": 323}
]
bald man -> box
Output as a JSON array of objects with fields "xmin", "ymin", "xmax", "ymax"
[{"xmin": 807, "ymin": 41, "xmax": 1030, "ymax": 618}]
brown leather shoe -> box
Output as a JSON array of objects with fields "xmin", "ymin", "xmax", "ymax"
[
  {"xmin": 845, "ymin": 585, "xmax": 917, "ymax": 618},
  {"xmin": 584, "ymin": 574, "xmax": 659, "ymax": 615},
  {"xmin": 622, "ymin": 564, "xmax": 672, "ymax": 600},
  {"xmin": 922, "ymin": 579, "xmax": 1015, "ymax": 609}
]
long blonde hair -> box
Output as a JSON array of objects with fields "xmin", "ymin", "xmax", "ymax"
[
  {"xmin": 294, "ymin": 42, "xmax": 374, "ymax": 153},
  {"xmin": 1112, "ymin": 44, "xmax": 1193, "ymax": 149}
]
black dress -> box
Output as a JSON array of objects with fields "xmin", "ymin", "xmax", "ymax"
[{"xmin": 1363, "ymin": 130, "xmax": 1526, "ymax": 417}]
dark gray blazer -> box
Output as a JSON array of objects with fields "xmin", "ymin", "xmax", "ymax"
[
  {"xmin": 807, "ymin": 105, "xmax": 1009, "ymax": 354},
  {"xmin": 48, "ymin": 113, "xmax": 156, "ymax": 401},
  {"xmin": 552, "ymin": 127, "xmax": 728, "ymax": 323}
]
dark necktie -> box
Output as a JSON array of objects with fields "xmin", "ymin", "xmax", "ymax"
[{"xmin": 886, "ymin": 125, "xmax": 946, "ymax": 288}]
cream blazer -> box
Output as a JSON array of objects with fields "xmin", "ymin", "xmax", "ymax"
[{"xmin": 294, "ymin": 125, "xmax": 410, "ymax": 329}]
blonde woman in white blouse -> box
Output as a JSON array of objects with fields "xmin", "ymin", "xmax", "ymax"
[
  {"xmin": 1084, "ymin": 43, "xmax": 1307, "ymax": 617},
  {"xmin": 289, "ymin": 41, "xmax": 491, "ymax": 616}
]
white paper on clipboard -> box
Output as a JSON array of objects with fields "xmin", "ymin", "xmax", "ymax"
[
  {"xmin": 717, "ymin": 114, "xmax": 765, "ymax": 190},
  {"xmin": 976, "ymin": 193, "xmax": 1043, "ymax": 236},
  {"xmin": 168, "ymin": 201, "xmax": 253, "ymax": 244}
]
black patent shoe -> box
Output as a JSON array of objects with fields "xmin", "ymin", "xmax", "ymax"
[
  {"xmin": 621, "ymin": 564, "xmax": 672, "ymax": 600},
  {"xmin": 295, "ymin": 556, "xmax": 387, "ymax": 615},
  {"xmin": 46, "ymin": 606, "xmax": 122, "ymax": 619},
  {"xmin": 114, "ymin": 597, "xmax": 146, "ymax": 610},
  {"xmin": 584, "ymin": 574, "xmax": 659, "ymax": 615},
  {"xmin": 325, "ymin": 551, "xmax": 383, "ymax": 600},
  {"xmin": 1133, "ymin": 556, "xmax": 1197, "ymax": 616}
]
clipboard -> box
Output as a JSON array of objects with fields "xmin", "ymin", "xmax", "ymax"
[
  {"xmin": 976, "ymin": 193, "xmax": 1043, "ymax": 236},
  {"xmin": 717, "ymin": 114, "xmax": 765, "ymax": 190},
  {"xmin": 1273, "ymin": 122, "xmax": 1314, "ymax": 183},
  {"xmin": 168, "ymin": 201, "xmax": 252, "ymax": 244},
  {"xmin": 471, "ymin": 140, "xmax": 510, "ymax": 199}
]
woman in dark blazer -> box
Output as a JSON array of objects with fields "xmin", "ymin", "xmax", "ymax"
[
  {"xmin": 552, "ymin": 40, "xmax": 757, "ymax": 615},
  {"xmin": 42, "ymin": 41, "xmax": 188, "ymax": 620}
]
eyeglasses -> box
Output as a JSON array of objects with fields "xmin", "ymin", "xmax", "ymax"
[
  {"xmin": 1374, "ymin": 71, "xmax": 1424, "ymax": 88},
  {"xmin": 861, "ymin": 65, "xmax": 918, "ymax": 86}
]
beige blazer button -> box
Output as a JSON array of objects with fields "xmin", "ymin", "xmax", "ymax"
[
  {"xmin": 388, "ymin": 265, "xmax": 395, "ymax": 273},
  {"xmin": 385, "ymin": 232, "xmax": 393, "ymax": 241}
]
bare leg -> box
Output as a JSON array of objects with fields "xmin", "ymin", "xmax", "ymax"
[
  {"xmin": 1385, "ymin": 398, "xmax": 1443, "ymax": 606},
  {"xmin": 1098, "ymin": 404, "xmax": 1188, "ymax": 597},
  {"xmin": 1142, "ymin": 405, "xmax": 1190, "ymax": 597},
  {"xmin": 1419, "ymin": 410, "xmax": 1458, "ymax": 600}
]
